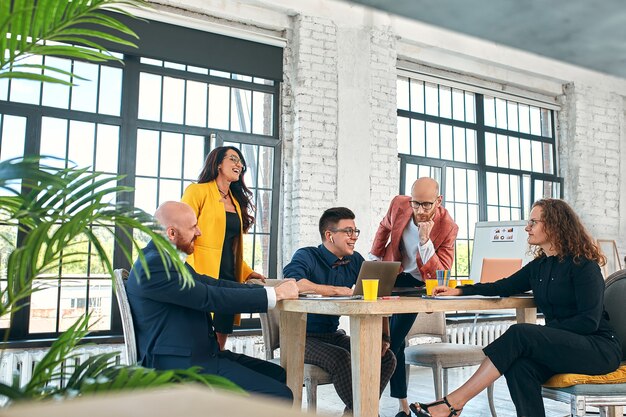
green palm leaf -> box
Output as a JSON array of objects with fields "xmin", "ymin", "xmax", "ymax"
[{"xmin": 0, "ymin": 0, "xmax": 148, "ymax": 85}]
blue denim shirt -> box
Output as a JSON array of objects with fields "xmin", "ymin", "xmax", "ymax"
[{"xmin": 283, "ymin": 244, "xmax": 364, "ymax": 333}]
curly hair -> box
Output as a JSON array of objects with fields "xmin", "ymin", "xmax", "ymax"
[
  {"xmin": 530, "ymin": 198, "xmax": 606, "ymax": 266},
  {"xmin": 197, "ymin": 146, "xmax": 255, "ymax": 232}
]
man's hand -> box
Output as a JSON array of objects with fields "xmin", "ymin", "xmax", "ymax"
[
  {"xmin": 417, "ymin": 219, "xmax": 434, "ymax": 245},
  {"xmin": 246, "ymin": 271, "xmax": 267, "ymax": 283},
  {"xmin": 294, "ymin": 278, "xmax": 353, "ymax": 296},
  {"xmin": 432, "ymin": 286, "xmax": 462, "ymax": 296},
  {"xmin": 274, "ymin": 279, "xmax": 299, "ymax": 301}
]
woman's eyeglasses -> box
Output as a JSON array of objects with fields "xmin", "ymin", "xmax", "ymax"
[
  {"xmin": 224, "ymin": 155, "xmax": 245, "ymax": 168},
  {"xmin": 526, "ymin": 219, "xmax": 544, "ymax": 227}
]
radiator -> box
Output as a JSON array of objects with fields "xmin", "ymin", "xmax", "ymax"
[
  {"xmin": 447, "ymin": 321, "xmax": 513, "ymax": 346},
  {"xmin": 0, "ymin": 336, "xmax": 266, "ymax": 389}
]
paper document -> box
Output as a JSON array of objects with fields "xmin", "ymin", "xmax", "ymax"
[
  {"xmin": 422, "ymin": 295, "xmax": 501, "ymax": 300},
  {"xmin": 299, "ymin": 295, "xmax": 363, "ymax": 300}
]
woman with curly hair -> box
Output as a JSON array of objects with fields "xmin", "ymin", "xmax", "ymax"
[
  {"xmin": 182, "ymin": 146, "xmax": 265, "ymax": 350},
  {"xmin": 410, "ymin": 199, "xmax": 622, "ymax": 417}
]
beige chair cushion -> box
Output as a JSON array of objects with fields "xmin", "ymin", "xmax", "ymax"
[{"xmin": 405, "ymin": 343, "xmax": 486, "ymax": 368}]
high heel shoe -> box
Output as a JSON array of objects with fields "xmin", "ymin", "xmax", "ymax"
[{"xmin": 409, "ymin": 396, "xmax": 462, "ymax": 417}]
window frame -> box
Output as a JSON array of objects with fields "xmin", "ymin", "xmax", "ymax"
[{"xmin": 1, "ymin": 21, "xmax": 281, "ymax": 344}]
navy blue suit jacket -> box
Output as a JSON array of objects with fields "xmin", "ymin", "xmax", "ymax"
[{"xmin": 127, "ymin": 241, "xmax": 268, "ymax": 373}]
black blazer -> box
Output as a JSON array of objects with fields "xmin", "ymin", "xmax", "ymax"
[{"xmin": 126, "ymin": 241, "xmax": 268, "ymax": 373}]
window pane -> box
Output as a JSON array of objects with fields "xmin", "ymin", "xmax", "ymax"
[
  {"xmin": 138, "ymin": 73, "xmax": 162, "ymax": 121},
  {"xmin": 411, "ymin": 119, "xmax": 425, "ymax": 156},
  {"xmin": 452, "ymin": 89, "xmax": 465, "ymax": 122},
  {"xmin": 98, "ymin": 66, "xmax": 123, "ymax": 116},
  {"xmin": 440, "ymin": 125, "xmax": 453, "ymax": 160},
  {"xmin": 425, "ymin": 122, "xmax": 440, "ymax": 158},
  {"xmin": 134, "ymin": 177, "xmax": 158, "ymax": 214},
  {"xmin": 162, "ymin": 76, "xmax": 185, "ymax": 124},
  {"xmin": 255, "ymin": 189, "xmax": 272, "ymax": 233},
  {"xmin": 88, "ymin": 280, "xmax": 112, "ymax": 330},
  {"xmin": 183, "ymin": 135, "xmax": 205, "ymax": 180},
  {"xmin": 59, "ymin": 280, "xmax": 87, "ymax": 332},
  {"xmin": 40, "ymin": 117, "xmax": 68, "ymax": 167},
  {"xmin": 71, "ymin": 61, "xmax": 99, "ymax": 113},
  {"xmin": 230, "ymin": 88, "xmax": 252, "ymax": 133},
  {"xmin": 95, "ymin": 125, "xmax": 120, "ymax": 173},
  {"xmin": 29, "ymin": 279, "xmax": 59, "ymax": 333},
  {"xmin": 136, "ymin": 130, "xmax": 159, "ymax": 176},
  {"xmin": 208, "ymin": 84, "xmax": 230, "ymax": 129},
  {"xmin": 68, "ymin": 121, "xmax": 95, "ymax": 170},
  {"xmin": 258, "ymin": 146, "xmax": 274, "ymax": 189},
  {"xmin": 397, "ymin": 77, "xmax": 409, "ymax": 110},
  {"xmin": 252, "ymin": 91, "xmax": 274, "ymax": 136},
  {"xmin": 42, "ymin": 57, "xmax": 71, "ymax": 108},
  {"xmin": 10, "ymin": 55, "xmax": 42, "ymax": 104},
  {"xmin": 409, "ymin": 79, "xmax": 424, "ymax": 113},
  {"xmin": 185, "ymin": 80, "xmax": 208, "ymax": 127},
  {"xmin": 439, "ymin": 86, "xmax": 452, "ymax": 119},
  {"xmin": 159, "ymin": 179, "xmax": 183, "ymax": 205},
  {"xmin": 160, "ymin": 132, "xmax": 183, "ymax": 179},
  {"xmin": 424, "ymin": 82, "xmax": 438, "ymax": 116},
  {"xmin": 0, "ymin": 115, "xmax": 26, "ymax": 162},
  {"xmin": 397, "ymin": 117, "xmax": 410, "ymax": 154}
]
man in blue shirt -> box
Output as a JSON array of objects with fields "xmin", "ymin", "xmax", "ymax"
[{"xmin": 284, "ymin": 207, "xmax": 397, "ymax": 413}]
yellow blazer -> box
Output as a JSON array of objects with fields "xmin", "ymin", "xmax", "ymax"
[{"xmin": 181, "ymin": 180, "xmax": 253, "ymax": 284}]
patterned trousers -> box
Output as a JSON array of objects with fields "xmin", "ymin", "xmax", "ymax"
[{"xmin": 305, "ymin": 330, "xmax": 397, "ymax": 410}]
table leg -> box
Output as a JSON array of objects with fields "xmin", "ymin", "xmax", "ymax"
[
  {"xmin": 349, "ymin": 315, "xmax": 383, "ymax": 417},
  {"xmin": 279, "ymin": 310, "xmax": 307, "ymax": 408},
  {"xmin": 516, "ymin": 307, "xmax": 537, "ymax": 324}
]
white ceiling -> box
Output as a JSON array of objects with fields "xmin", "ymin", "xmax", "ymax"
[{"xmin": 347, "ymin": 0, "xmax": 626, "ymax": 79}]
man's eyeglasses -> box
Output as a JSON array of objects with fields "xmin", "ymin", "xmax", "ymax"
[
  {"xmin": 224, "ymin": 155, "xmax": 245, "ymax": 167},
  {"xmin": 330, "ymin": 228, "xmax": 361, "ymax": 238},
  {"xmin": 409, "ymin": 200, "xmax": 437, "ymax": 210},
  {"xmin": 527, "ymin": 219, "xmax": 544, "ymax": 228}
]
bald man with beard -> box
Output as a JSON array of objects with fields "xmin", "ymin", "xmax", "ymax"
[
  {"xmin": 127, "ymin": 201, "xmax": 298, "ymax": 401},
  {"xmin": 370, "ymin": 178, "xmax": 459, "ymax": 417}
]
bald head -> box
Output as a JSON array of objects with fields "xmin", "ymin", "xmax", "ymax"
[
  {"xmin": 154, "ymin": 201, "xmax": 200, "ymax": 254},
  {"xmin": 411, "ymin": 177, "xmax": 439, "ymax": 196},
  {"xmin": 410, "ymin": 177, "xmax": 442, "ymax": 222}
]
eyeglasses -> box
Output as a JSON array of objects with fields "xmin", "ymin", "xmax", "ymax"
[
  {"xmin": 224, "ymin": 155, "xmax": 244, "ymax": 167},
  {"xmin": 409, "ymin": 200, "xmax": 437, "ymax": 210},
  {"xmin": 526, "ymin": 219, "xmax": 544, "ymax": 227},
  {"xmin": 330, "ymin": 227, "xmax": 361, "ymax": 238}
]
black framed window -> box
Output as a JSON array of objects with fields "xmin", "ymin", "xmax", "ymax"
[
  {"xmin": 397, "ymin": 76, "xmax": 562, "ymax": 278},
  {"xmin": 0, "ymin": 18, "xmax": 282, "ymax": 342}
]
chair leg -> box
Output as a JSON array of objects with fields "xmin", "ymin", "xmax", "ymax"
[
  {"xmin": 487, "ymin": 383, "xmax": 497, "ymax": 417},
  {"xmin": 305, "ymin": 379, "xmax": 318, "ymax": 412},
  {"xmin": 432, "ymin": 365, "xmax": 443, "ymax": 400},
  {"xmin": 405, "ymin": 363, "xmax": 411, "ymax": 388},
  {"xmin": 603, "ymin": 405, "xmax": 624, "ymax": 417}
]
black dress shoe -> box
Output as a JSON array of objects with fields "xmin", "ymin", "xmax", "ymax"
[{"xmin": 395, "ymin": 411, "xmax": 411, "ymax": 417}]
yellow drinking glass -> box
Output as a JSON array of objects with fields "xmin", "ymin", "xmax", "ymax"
[
  {"xmin": 448, "ymin": 279, "xmax": 458, "ymax": 289},
  {"xmin": 362, "ymin": 279, "xmax": 379, "ymax": 301},
  {"xmin": 461, "ymin": 279, "xmax": 474, "ymax": 286},
  {"xmin": 425, "ymin": 279, "xmax": 438, "ymax": 296}
]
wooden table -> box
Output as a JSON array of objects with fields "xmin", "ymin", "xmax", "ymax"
[{"xmin": 277, "ymin": 296, "xmax": 536, "ymax": 417}]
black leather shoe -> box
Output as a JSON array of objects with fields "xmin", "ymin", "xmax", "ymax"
[{"xmin": 395, "ymin": 411, "xmax": 411, "ymax": 417}]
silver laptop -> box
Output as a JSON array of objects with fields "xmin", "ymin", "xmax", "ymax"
[{"xmin": 353, "ymin": 261, "xmax": 401, "ymax": 297}]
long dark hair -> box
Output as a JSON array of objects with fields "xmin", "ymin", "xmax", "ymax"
[
  {"xmin": 197, "ymin": 146, "xmax": 255, "ymax": 232},
  {"xmin": 531, "ymin": 198, "xmax": 606, "ymax": 265}
]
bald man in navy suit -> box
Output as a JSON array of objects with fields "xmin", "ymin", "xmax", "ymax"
[{"xmin": 127, "ymin": 201, "xmax": 298, "ymax": 401}]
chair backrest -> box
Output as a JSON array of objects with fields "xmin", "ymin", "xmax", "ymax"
[
  {"xmin": 480, "ymin": 258, "xmax": 522, "ymax": 283},
  {"xmin": 259, "ymin": 308, "xmax": 280, "ymax": 360},
  {"xmin": 113, "ymin": 268, "xmax": 137, "ymax": 365},
  {"xmin": 405, "ymin": 311, "xmax": 447, "ymax": 341},
  {"xmin": 604, "ymin": 268, "xmax": 626, "ymax": 360}
]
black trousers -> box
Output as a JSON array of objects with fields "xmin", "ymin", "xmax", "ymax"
[
  {"xmin": 216, "ymin": 350, "xmax": 293, "ymax": 401},
  {"xmin": 389, "ymin": 273, "xmax": 424, "ymax": 399},
  {"xmin": 484, "ymin": 323, "xmax": 621, "ymax": 417}
]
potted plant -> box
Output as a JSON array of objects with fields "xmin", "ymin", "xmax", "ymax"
[{"xmin": 0, "ymin": 0, "xmax": 240, "ymax": 404}]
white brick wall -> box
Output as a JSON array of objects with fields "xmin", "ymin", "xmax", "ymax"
[
  {"xmin": 559, "ymin": 83, "xmax": 624, "ymax": 252},
  {"xmin": 281, "ymin": 15, "xmax": 339, "ymax": 264}
]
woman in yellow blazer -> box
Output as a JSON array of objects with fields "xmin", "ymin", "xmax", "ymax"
[{"xmin": 182, "ymin": 146, "xmax": 265, "ymax": 350}]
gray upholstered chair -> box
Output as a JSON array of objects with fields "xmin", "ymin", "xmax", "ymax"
[
  {"xmin": 258, "ymin": 287, "xmax": 332, "ymax": 412},
  {"xmin": 404, "ymin": 312, "xmax": 497, "ymax": 417},
  {"xmin": 113, "ymin": 268, "xmax": 138, "ymax": 365},
  {"xmin": 542, "ymin": 269, "xmax": 626, "ymax": 417}
]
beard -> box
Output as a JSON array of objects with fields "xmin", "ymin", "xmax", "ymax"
[{"xmin": 176, "ymin": 238, "xmax": 195, "ymax": 255}]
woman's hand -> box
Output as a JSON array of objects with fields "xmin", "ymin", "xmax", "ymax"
[
  {"xmin": 432, "ymin": 286, "xmax": 463, "ymax": 296},
  {"xmin": 246, "ymin": 271, "xmax": 267, "ymax": 283}
]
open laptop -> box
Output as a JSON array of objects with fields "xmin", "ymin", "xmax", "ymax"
[
  {"xmin": 480, "ymin": 258, "xmax": 522, "ymax": 283},
  {"xmin": 353, "ymin": 261, "xmax": 401, "ymax": 297}
]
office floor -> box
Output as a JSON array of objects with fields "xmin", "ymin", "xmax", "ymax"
[{"xmin": 305, "ymin": 365, "xmax": 574, "ymax": 417}]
